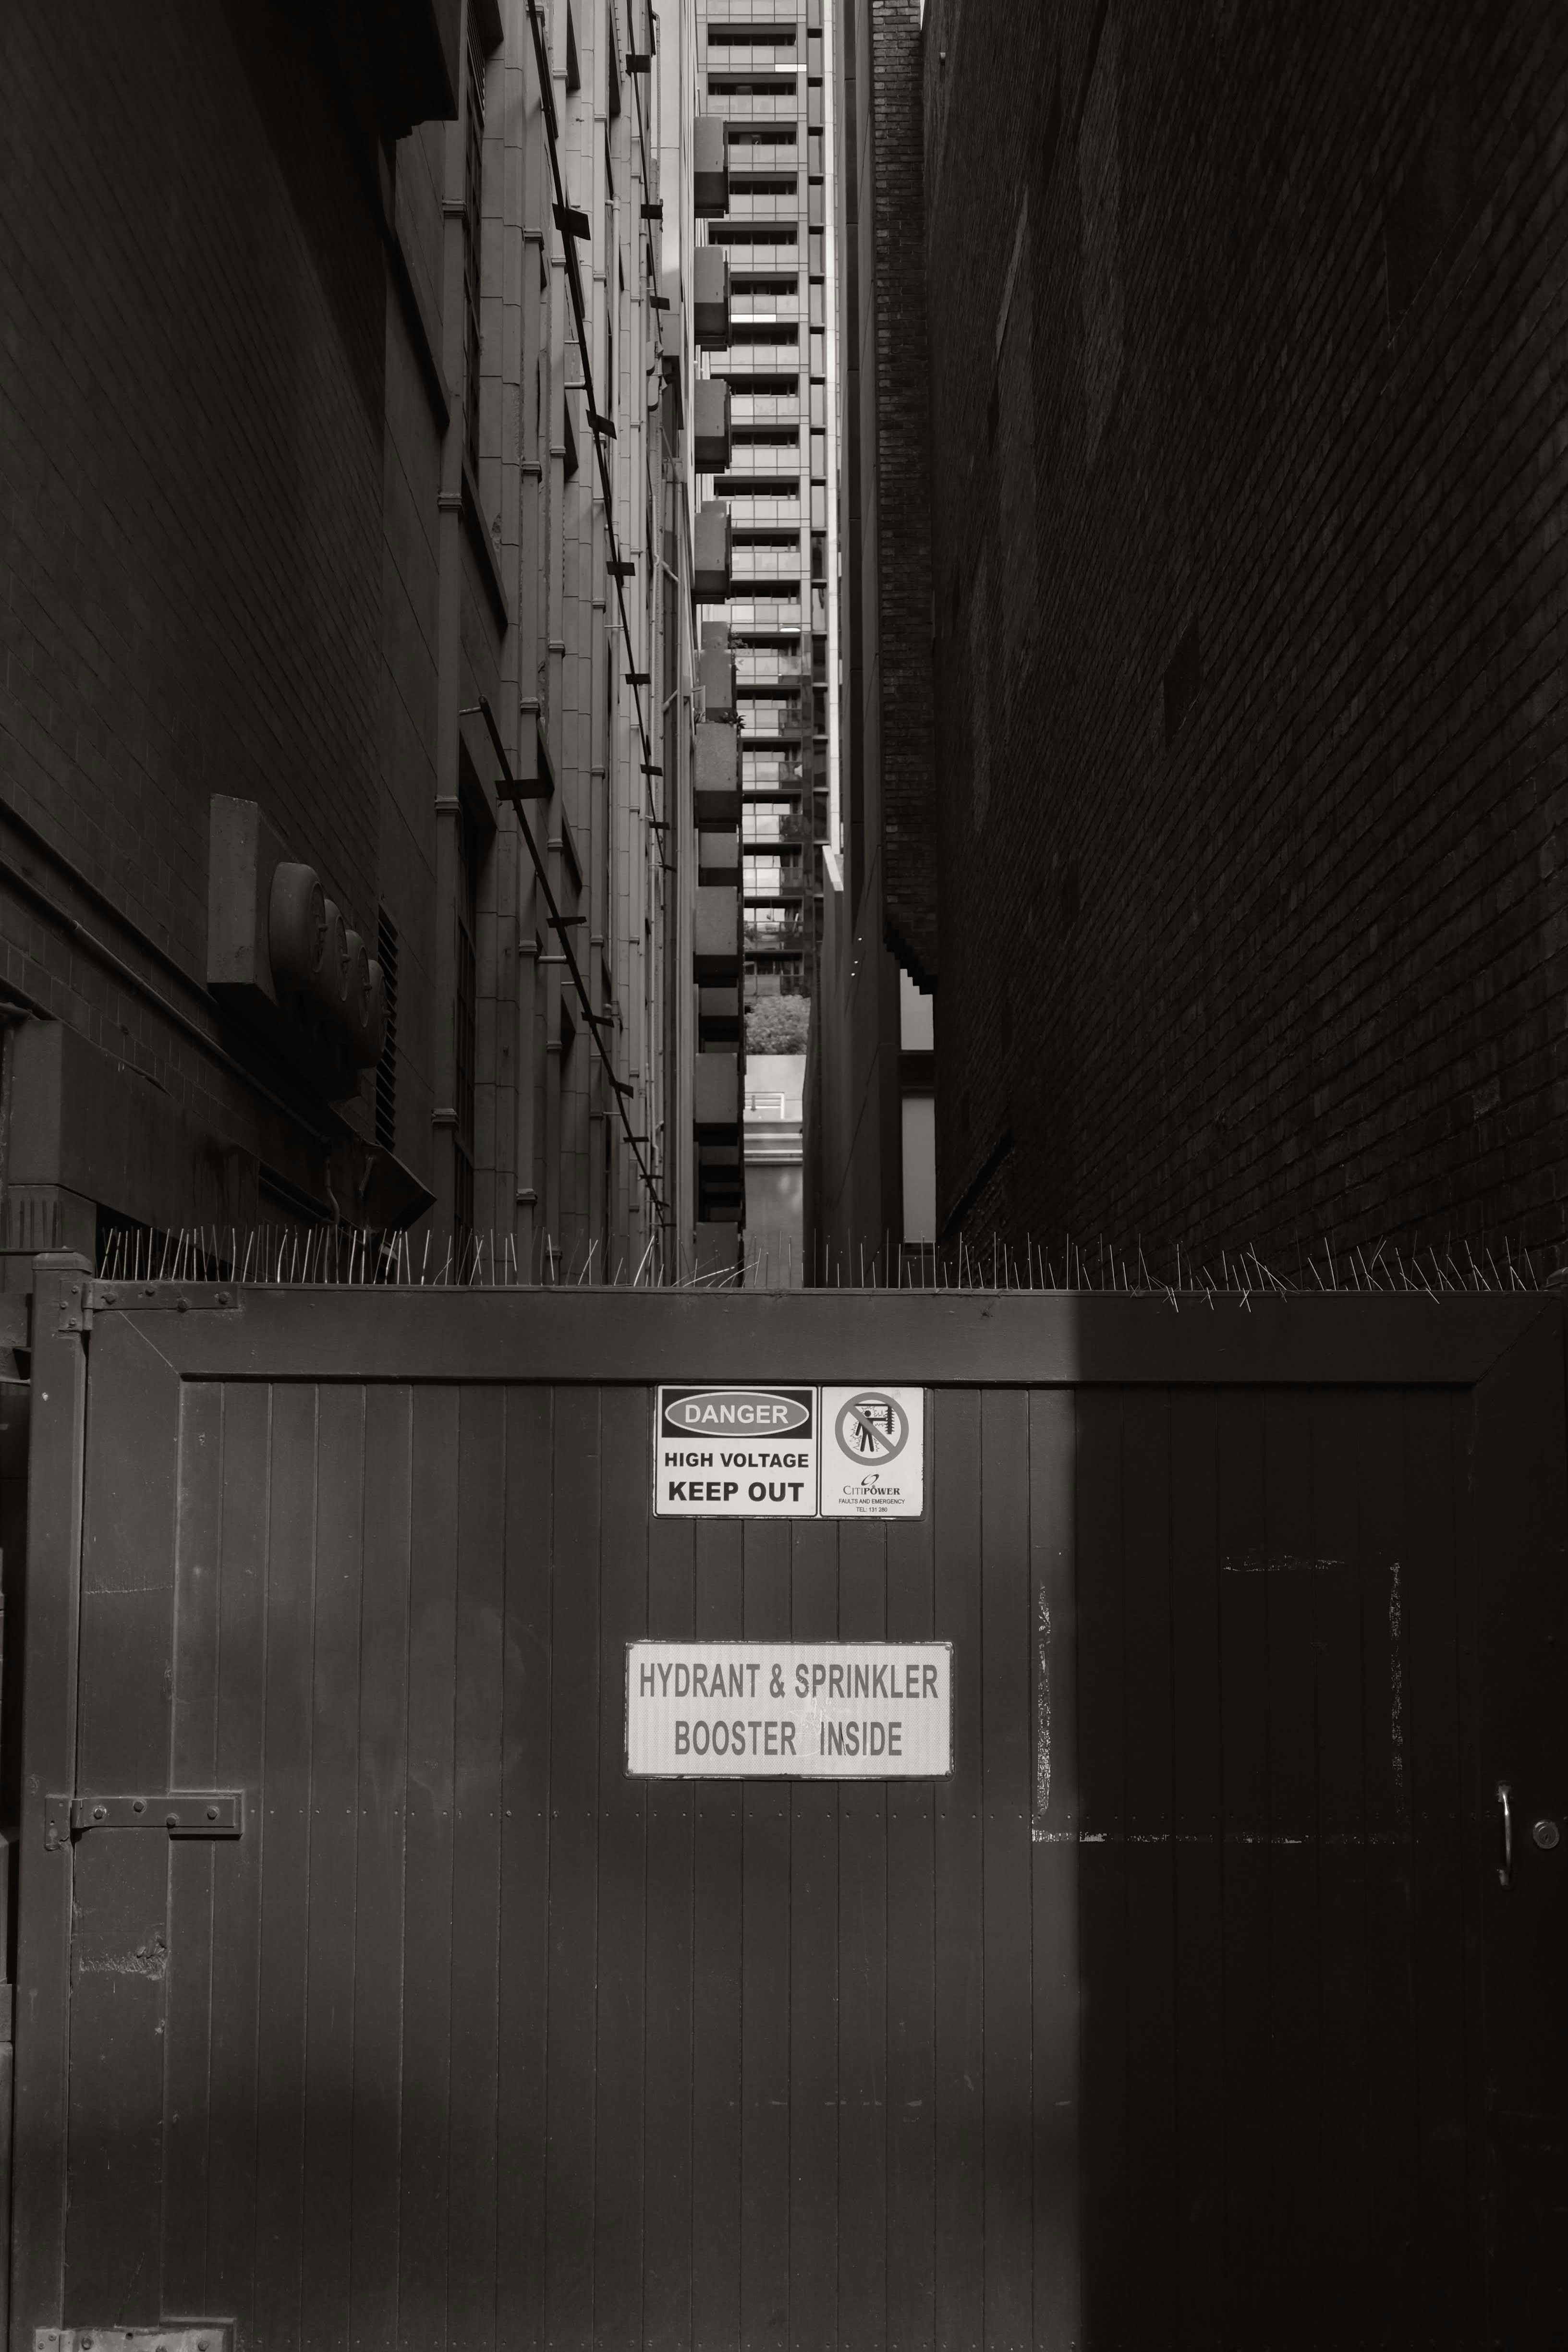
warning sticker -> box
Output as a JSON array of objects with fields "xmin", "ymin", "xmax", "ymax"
[
  {"xmin": 654, "ymin": 1385, "xmax": 818, "ymax": 1516},
  {"xmin": 819, "ymin": 1386, "xmax": 924, "ymax": 1518}
]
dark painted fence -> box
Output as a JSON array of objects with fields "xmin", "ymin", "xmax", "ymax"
[{"xmin": 8, "ymin": 1261, "xmax": 1566, "ymax": 2348}]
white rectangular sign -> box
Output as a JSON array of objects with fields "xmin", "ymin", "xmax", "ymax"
[
  {"xmin": 625, "ymin": 1640, "xmax": 953, "ymax": 1778},
  {"xmin": 654, "ymin": 1385, "xmax": 818, "ymax": 1516},
  {"xmin": 820, "ymin": 1385, "xmax": 924, "ymax": 1517}
]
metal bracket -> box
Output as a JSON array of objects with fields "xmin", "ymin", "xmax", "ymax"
[
  {"xmin": 44, "ymin": 1793, "xmax": 244, "ymax": 1851},
  {"xmin": 36, "ymin": 2329, "xmax": 231, "ymax": 2352},
  {"xmin": 91, "ymin": 1284, "xmax": 242, "ymax": 1316},
  {"xmin": 55, "ymin": 1277, "xmax": 92, "ymax": 1335}
]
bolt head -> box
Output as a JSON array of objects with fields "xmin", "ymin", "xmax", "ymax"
[
  {"xmin": 93, "ymin": 1804, "xmax": 106, "ymax": 1822},
  {"xmin": 207, "ymin": 1804, "xmax": 219, "ymax": 1820},
  {"xmin": 132, "ymin": 1797, "xmax": 145, "ymax": 1814}
]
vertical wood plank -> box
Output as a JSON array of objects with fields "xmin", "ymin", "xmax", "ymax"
[
  {"xmin": 1357, "ymin": 1390, "xmax": 1418, "ymax": 2343},
  {"xmin": 1216, "ymin": 1390, "xmax": 1272, "ymax": 2341},
  {"xmin": 497, "ymin": 1386, "xmax": 555, "ymax": 2352},
  {"xmin": 692, "ymin": 1515, "xmax": 743, "ymax": 2352},
  {"xmin": 837, "ymin": 1517, "xmax": 887, "ymax": 2352},
  {"xmin": 300, "ymin": 1384, "xmax": 365, "ymax": 2349},
  {"xmin": 979, "ymin": 1390, "xmax": 1032, "ymax": 2352},
  {"xmin": 1402, "ymin": 1390, "xmax": 1473, "ymax": 2334},
  {"xmin": 205, "ymin": 1380, "xmax": 272, "ymax": 2342},
  {"xmin": 162, "ymin": 1380, "xmax": 225, "ymax": 2317},
  {"xmin": 1119, "ymin": 1390, "xmax": 1177, "ymax": 2345},
  {"xmin": 1073, "ymin": 1389, "xmax": 1126, "ymax": 2351},
  {"xmin": 788, "ymin": 1515, "xmax": 838, "ymax": 2352},
  {"xmin": 399, "ymin": 1385, "xmax": 460, "ymax": 2352},
  {"xmin": 1468, "ymin": 1313, "xmax": 1568, "ymax": 2341},
  {"xmin": 643, "ymin": 1497, "xmax": 695, "ymax": 2352},
  {"xmin": 886, "ymin": 1411, "xmax": 936, "ymax": 2352},
  {"xmin": 449, "ymin": 1387, "xmax": 507, "ymax": 2352},
  {"xmin": 1309, "ymin": 1391, "xmax": 1371, "ymax": 2334},
  {"xmin": 1029, "ymin": 1387, "xmax": 1078, "ymax": 2352},
  {"xmin": 349, "ymin": 1384, "xmax": 413, "ymax": 2352},
  {"xmin": 741, "ymin": 1517, "xmax": 791, "ymax": 2352},
  {"xmin": 1168, "ymin": 1390, "xmax": 1223, "ymax": 2340},
  {"xmin": 932, "ymin": 1389, "xmax": 984, "ymax": 2352},
  {"xmin": 62, "ymin": 1319, "xmax": 182, "ymax": 2315},
  {"xmin": 1445, "ymin": 1382, "xmax": 1490, "ymax": 2327},
  {"xmin": 252, "ymin": 1382, "xmax": 319, "ymax": 2348},
  {"xmin": 595, "ymin": 1384, "xmax": 650, "ymax": 2350},
  {"xmin": 545, "ymin": 1386, "xmax": 603, "ymax": 2349},
  {"xmin": 1262, "ymin": 1394, "xmax": 1322, "ymax": 2325}
]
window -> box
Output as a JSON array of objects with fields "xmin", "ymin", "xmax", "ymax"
[
  {"xmin": 462, "ymin": 24, "xmax": 486, "ymax": 466},
  {"xmin": 375, "ymin": 906, "xmax": 399, "ymax": 1151},
  {"xmin": 454, "ymin": 800, "xmax": 479, "ymax": 1252}
]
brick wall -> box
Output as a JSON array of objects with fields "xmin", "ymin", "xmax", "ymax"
[
  {"xmin": 0, "ymin": 1, "xmax": 386, "ymax": 1003},
  {"xmin": 924, "ymin": 0, "xmax": 1568, "ymax": 1269}
]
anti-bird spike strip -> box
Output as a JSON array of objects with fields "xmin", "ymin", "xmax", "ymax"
[{"xmin": 91, "ymin": 1224, "xmax": 1546, "ymax": 1294}]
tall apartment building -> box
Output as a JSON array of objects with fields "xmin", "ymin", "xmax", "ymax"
[
  {"xmin": 692, "ymin": 0, "xmax": 839, "ymax": 1079},
  {"xmin": 917, "ymin": 0, "xmax": 1568, "ymax": 1271},
  {"xmin": 0, "ymin": 0, "xmax": 708, "ymax": 1287}
]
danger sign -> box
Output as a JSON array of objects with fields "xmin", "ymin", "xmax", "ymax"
[
  {"xmin": 820, "ymin": 1386, "xmax": 924, "ymax": 1517},
  {"xmin": 654, "ymin": 1385, "xmax": 818, "ymax": 1516}
]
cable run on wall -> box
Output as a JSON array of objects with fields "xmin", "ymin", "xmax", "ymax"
[
  {"xmin": 468, "ymin": 695, "xmax": 667, "ymax": 1227},
  {"xmin": 524, "ymin": 0, "xmax": 665, "ymax": 850}
]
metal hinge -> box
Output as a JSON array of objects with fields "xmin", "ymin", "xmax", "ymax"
[
  {"xmin": 36, "ymin": 2330, "xmax": 231, "ymax": 2352},
  {"xmin": 43, "ymin": 1793, "xmax": 244, "ymax": 1852},
  {"xmin": 55, "ymin": 1276, "xmax": 92, "ymax": 1335}
]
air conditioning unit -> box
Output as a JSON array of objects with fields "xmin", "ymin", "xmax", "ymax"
[{"xmin": 207, "ymin": 797, "xmax": 386, "ymax": 1099}]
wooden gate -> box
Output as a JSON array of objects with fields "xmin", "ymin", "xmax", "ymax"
[{"xmin": 9, "ymin": 1255, "xmax": 1568, "ymax": 2348}]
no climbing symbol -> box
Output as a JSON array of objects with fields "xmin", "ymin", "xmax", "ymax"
[{"xmin": 835, "ymin": 1391, "xmax": 910, "ymax": 1465}]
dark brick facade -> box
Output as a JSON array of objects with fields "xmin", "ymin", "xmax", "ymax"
[
  {"xmin": 1, "ymin": 3, "xmax": 387, "ymax": 987},
  {"xmin": 857, "ymin": 0, "xmax": 938, "ymax": 991},
  {"xmin": 923, "ymin": 0, "xmax": 1568, "ymax": 1267}
]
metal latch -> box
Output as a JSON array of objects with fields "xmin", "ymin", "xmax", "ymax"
[{"xmin": 44, "ymin": 1793, "xmax": 244, "ymax": 1852}]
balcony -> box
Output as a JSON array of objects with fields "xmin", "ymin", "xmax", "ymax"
[
  {"xmin": 694, "ymin": 246, "xmax": 731, "ymax": 352},
  {"xmin": 693, "ymin": 1050, "xmax": 741, "ymax": 1142},
  {"xmin": 699, "ymin": 828, "xmax": 741, "ymax": 885},
  {"xmin": 694, "ymin": 721, "xmax": 742, "ymax": 827},
  {"xmin": 694, "ymin": 115, "xmax": 729, "ymax": 219},
  {"xmin": 694, "ymin": 886, "xmax": 741, "ymax": 982},
  {"xmin": 693, "ymin": 378, "xmax": 732, "ymax": 473},
  {"xmin": 693, "ymin": 501, "xmax": 732, "ymax": 602},
  {"xmin": 699, "ymin": 983, "xmax": 741, "ymax": 1047},
  {"xmin": 700, "ymin": 632, "xmax": 738, "ymax": 721}
]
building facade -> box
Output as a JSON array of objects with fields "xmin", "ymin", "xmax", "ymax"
[
  {"xmin": 806, "ymin": 0, "xmax": 936, "ymax": 1281},
  {"xmin": 692, "ymin": 0, "xmax": 840, "ymax": 1062},
  {"xmin": 0, "ymin": 0, "xmax": 709, "ymax": 1287},
  {"xmin": 919, "ymin": 0, "xmax": 1568, "ymax": 1271}
]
